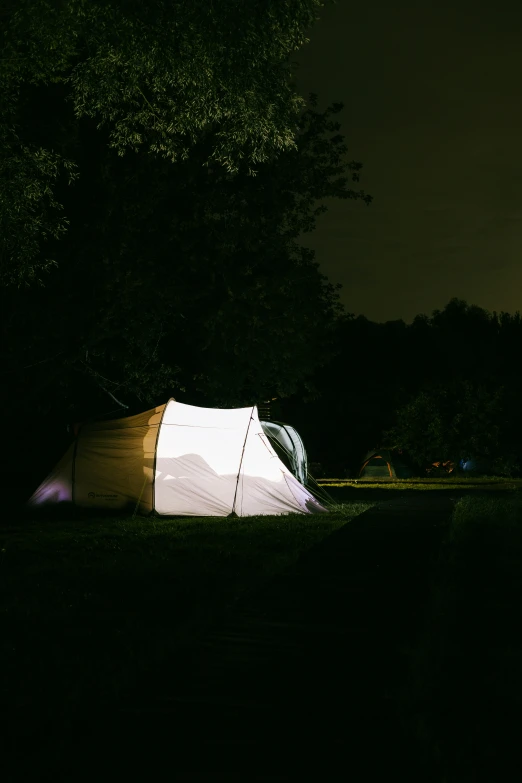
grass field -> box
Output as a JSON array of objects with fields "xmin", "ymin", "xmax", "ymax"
[
  {"xmin": 1, "ymin": 502, "xmax": 371, "ymax": 718},
  {"xmin": 3, "ymin": 485, "xmax": 522, "ymax": 780},
  {"xmin": 403, "ymin": 493, "xmax": 522, "ymax": 781}
]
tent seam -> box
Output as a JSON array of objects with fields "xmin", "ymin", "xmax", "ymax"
[
  {"xmin": 231, "ymin": 406, "xmax": 255, "ymax": 516},
  {"xmin": 151, "ymin": 399, "xmax": 174, "ymax": 517}
]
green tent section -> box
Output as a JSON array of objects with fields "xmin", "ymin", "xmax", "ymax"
[{"xmin": 358, "ymin": 449, "xmax": 413, "ymax": 479}]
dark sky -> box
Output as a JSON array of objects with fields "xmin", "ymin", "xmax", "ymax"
[{"xmin": 293, "ymin": 0, "xmax": 522, "ymax": 323}]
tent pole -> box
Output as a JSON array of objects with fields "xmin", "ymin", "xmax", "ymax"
[
  {"xmin": 132, "ymin": 475, "xmax": 149, "ymax": 519},
  {"xmin": 231, "ymin": 407, "xmax": 255, "ymax": 516}
]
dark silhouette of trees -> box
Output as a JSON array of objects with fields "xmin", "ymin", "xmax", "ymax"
[
  {"xmin": 383, "ymin": 381, "xmax": 506, "ymax": 471},
  {"xmin": 285, "ymin": 299, "xmax": 522, "ymax": 476}
]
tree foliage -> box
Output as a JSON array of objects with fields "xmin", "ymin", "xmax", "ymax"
[
  {"xmin": 1, "ymin": 0, "xmax": 333, "ymax": 286},
  {"xmin": 1, "ymin": 89, "xmax": 371, "ymax": 416},
  {"xmin": 383, "ymin": 381, "xmax": 505, "ymax": 468},
  {"xmin": 0, "ymin": 126, "xmax": 79, "ymax": 286}
]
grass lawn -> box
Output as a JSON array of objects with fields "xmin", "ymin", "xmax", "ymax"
[
  {"xmin": 403, "ymin": 493, "xmax": 522, "ymax": 781},
  {"xmin": 3, "ymin": 485, "xmax": 521, "ymax": 780},
  {"xmin": 1, "ymin": 502, "xmax": 371, "ymax": 720},
  {"xmin": 317, "ymin": 476, "xmax": 522, "ymax": 506}
]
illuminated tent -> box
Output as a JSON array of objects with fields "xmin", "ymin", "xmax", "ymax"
[
  {"xmin": 260, "ymin": 420, "xmax": 308, "ymax": 486},
  {"xmin": 28, "ymin": 399, "xmax": 327, "ymax": 517},
  {"xmin": 358, "ymin": 449, "xmax": 413, "ymax": 479}
]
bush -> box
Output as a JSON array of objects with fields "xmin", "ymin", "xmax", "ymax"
[{"xmin": 491, "ymin": 455, "xmax": 522, "ymax": 478}]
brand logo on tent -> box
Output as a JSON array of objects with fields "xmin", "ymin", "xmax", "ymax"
[{"xmin": 87, "ymin": 491, "xmax": 118, "ymax": 500}]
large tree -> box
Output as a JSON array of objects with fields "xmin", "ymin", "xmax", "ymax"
[
  {"xmin": 1, "ymin": 0, "xmax": 334, "ymax": 286},
  {"xmin": 2, "ymin": 91, "xmax": 372, "ymax": 418}
]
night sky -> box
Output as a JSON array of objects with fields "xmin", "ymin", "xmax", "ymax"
[{"xmin": 294, "ymin": 0, "xmax": 522, "ymax": 323}]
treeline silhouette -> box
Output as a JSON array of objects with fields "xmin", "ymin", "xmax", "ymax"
[{"xmin": 284, "ymin": 298, "xmax": 522, "ymax": 478}]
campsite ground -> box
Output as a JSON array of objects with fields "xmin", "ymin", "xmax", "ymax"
[{"xmin": 2, "ymin": 482, "xmax": 521, "ymax": 781}]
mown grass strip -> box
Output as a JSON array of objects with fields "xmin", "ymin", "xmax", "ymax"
[{"xmin": 319, "ymin": 477, "xmax": 522, "ymax": 490}]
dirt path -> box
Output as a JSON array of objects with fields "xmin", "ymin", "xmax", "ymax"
[{"xmin": 105, "ymin": 494, "xmax": 455, "ymax": 781}]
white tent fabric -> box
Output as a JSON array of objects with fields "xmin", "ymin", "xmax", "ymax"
[
  {"xmin": 28, "ymin": 399, "xmax": 327, "ymax": 517},
  {"xmin": 260, "ymin": 420, "xmax": 308, "ymax": 486}
]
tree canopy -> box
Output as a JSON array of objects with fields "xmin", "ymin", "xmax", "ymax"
[
  {"xmin": 1, "ymin": 86, "xmax": 372, "ymax": 418},
  {"xmin": 1, "ymin": 0, "xmax": 334, "ymax": 286}
]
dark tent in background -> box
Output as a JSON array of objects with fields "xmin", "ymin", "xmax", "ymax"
[{"xmin": 358, "ymin": 449, "xmax": 413, "ymax": 479}]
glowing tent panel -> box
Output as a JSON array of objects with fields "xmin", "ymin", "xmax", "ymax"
[{"xmin": 154, "ymin": 401, "xmax": 251, "ymax": 516}]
